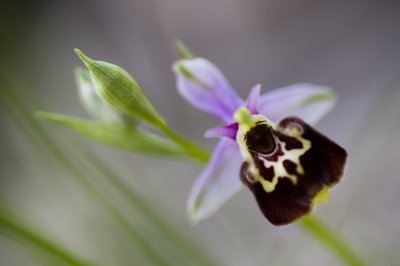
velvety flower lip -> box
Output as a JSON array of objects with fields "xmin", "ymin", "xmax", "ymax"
[
  {"xmin": 235, "ymin": 108, "xmax": 347, "ymax": 225},
  {"xmin": 173, "ymin": 57, "xmax": 344, "ymax": 224}
]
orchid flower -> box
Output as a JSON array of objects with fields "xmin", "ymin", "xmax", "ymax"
[{"xmin": 172, "ymin": 57, "xmax": 347, "ymax": 225}]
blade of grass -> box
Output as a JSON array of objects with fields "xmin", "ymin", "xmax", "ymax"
[{"xmin": 0, "ymin": 203, "xmax": 92, "ymax": 266}]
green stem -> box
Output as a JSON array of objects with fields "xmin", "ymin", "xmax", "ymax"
[
  {"xmin": 299, "ymin": 215, "xmax": 364, "ymax": 266},
  {"xmin": 0, "ymin": 205, "xmax": 91, "ymax": 266},
  {"xmin": 159, "ymin": 124, "xmax": 209, "ymax": 164}
]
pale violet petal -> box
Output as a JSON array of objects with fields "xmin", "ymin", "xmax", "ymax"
[
  {"xmin": 204, "ymin": 123, "xmax": 238, "ymax": 140},
  {"xmin": 246, "ymin": 84, "xmax": 261, "ymax": 114},
  {"xmin": 187, "ymin": 139, "xmax": 243, "ymax": 223},
  {"xmin": 172, "ymin": 58, "xmax": 243, "ymax": 123},
  {"xmin": 259, "ymin": 83, "xmax": 336, "ymax": 125}
]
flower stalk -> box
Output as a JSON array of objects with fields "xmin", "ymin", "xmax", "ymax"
[
  {"xmin": 158, "ymin": 123, "xmax": 210, "ymax": 163},
  {"xmin": 299, "ymin": 216, "xmax": 364, "ymax": 266}
]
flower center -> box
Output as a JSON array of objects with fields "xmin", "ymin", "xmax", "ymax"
[
  {"xmin": 234, "ymin": 107, "xmax": 276, "ymax": 154},
  {"xmin": 245, "ymin": 123, "xmax": 276, "ymax": 154}
]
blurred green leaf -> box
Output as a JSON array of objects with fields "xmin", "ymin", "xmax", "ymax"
[
  {"xmin": 36, "ymin": 111, "xmax": 188, "ymax": 158},
  {"xmin": 0, "ymin": 203, "xmax": 92, "ymax": 266}
]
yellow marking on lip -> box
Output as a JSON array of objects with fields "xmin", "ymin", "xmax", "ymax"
[
  {"xmin": 258, "ymin": 132, "xmax": 311, "ymax": 193},
  {"xmin": 234, "ymin": 107, "xmax": 265, "ymax": 131},
  {"xmin": 235, "ymin": 107, "xmax": 311, "ymax": 193},
  {"xmin": 313, "ymin": 186, "xmax": 331, "ymax": 205}
]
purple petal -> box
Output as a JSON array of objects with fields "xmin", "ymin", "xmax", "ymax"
[
  {"xmin": 204, "ymin": 123, "xmax": 238, "ymax": 140},
  {"xmin": 259, "ymin": 83, "xmax": 336, "ymax": 125},
  {"xmin": 246, "ymin": 84, "xmax": 261, "ymax": 114},
  {"xmin": 187, "ymin": 139, "xmax": 243, "ymax": 223},
  {"xmin": 172, "ymin": 58, "xmax": 243, "ymax": 123}
]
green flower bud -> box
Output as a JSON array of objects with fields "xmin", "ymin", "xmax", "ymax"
[
  {"xmin": 74, "ymin": 49, "xmax": 165, "ymax": 127},
  {"xmin": 75, "ymin": 67, "xmax": 136, "ymax": 126}
]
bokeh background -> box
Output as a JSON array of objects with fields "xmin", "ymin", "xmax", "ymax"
[{"xmin": 1, "ymin": 0, "xmax": 400, "ymax": 265}]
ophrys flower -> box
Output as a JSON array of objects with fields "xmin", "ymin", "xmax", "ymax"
[{"xmin": 173, "ymin": 57, "xmax": 347, "ymax": 225}]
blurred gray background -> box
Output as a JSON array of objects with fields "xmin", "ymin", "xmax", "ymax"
[{"xmin": 1, "ymin": 0, "xmax": 400, "ymax": 265}]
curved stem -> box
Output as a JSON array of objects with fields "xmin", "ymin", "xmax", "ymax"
[
  {"xmin": 299, "ymin": 215, "xmax": 364, "ymax": 266},
  {"xmin": 159, "ymin": 124, "xmax": 210, "ymax": 164}
]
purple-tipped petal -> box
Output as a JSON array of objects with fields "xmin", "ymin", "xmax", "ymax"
[
  {"xmin": 259, "ymin": 83, "xmax": 336, "ymax": 125},
  {"xmin": 187, "ymin": 139, "xmax": 243, "ymax": 223},
  {"xmin": 204, "ymin": 123, "xmax": 238, "ymax": 140},
  {"xmin": 246, "ymin": 84, "xmax": 261, "ymax": 114},
  {"xmin": 172, "ymin": 58, "xmax": 243, "ymax": 123}
]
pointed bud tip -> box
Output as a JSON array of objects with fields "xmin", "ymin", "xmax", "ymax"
[
  {"xmin": 253, "ymin": 84, "xmax": 262, "ymax": 92},
  {"xmin": 74, "ymin": 49, "xmax": 94, "ymax": 67},
  {"xmin": 173, "ymin": 39, "xmax": 195, "ymax": 60},
  {"xmin": 34, "ymin": 111, "xmax": 44, "ymax": 119},
  {"xmin": 35, "ymin": 111, "xmax": 52, "ymax": 121},
  {"xmin": 188, "ymin": 211, "xmax": 202, "ymax": 226}
]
